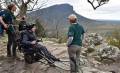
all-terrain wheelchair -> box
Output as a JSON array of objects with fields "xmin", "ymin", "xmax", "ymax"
[
  {"xmin": 14, "ymin": 24, "xmax": 70, "ymax": 70},
  {"xmin": 17, "ymin": 38, "xmax": 71, "ymax": 71},
  {"xmin": 19, "ymin": 42, "xmax": 59, "ymax": 65},
  {"xmin": 16, "ymin": 30, "xmax": 70, "ymax": 71},
  {"xmin": 17, "ymin": 31, "xmax": 59, "ymax": 65}
]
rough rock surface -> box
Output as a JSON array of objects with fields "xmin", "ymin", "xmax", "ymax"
[
  {"xmin": 83, "ymin": 33, "xmax": 120, "ymax": 62},
  {"xmin": 0, "ymin": 35, "xmax": 119, "ymax": 73}
]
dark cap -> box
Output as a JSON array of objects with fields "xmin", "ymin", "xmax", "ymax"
[{"xmin": 26, "ymin": 23, "xmax": 35, "ymax": 30}]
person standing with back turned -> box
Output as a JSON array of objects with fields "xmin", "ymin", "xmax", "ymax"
[
  {"xmin": 0, "ymin": 4, "xmax": 17, "ymax": 58},
  {"xmin": 67, "ymin": 14, "xmax": 85, "ymax": 73}
]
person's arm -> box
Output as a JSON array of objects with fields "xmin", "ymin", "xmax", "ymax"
[
  {"xmin": 0, "ymin": 16, "xmax": 8, "ymax": 29},
  {"xmin": 81, "ymin": 33, "xmax": 84, "ymax": 40},
  {"xmin": 67, "ymin": 26, "xmax": 74, "ymax": 47},
  {"xmin": 81, "ymin": 25, "xmax": 85, "ymax": 46},
  {"xmin": 67, "ymin": 36, "xmax": 73, "ymax": 47}
]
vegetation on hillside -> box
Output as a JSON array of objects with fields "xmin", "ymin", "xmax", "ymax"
[
  {"xmin": 35, "ymin": 19, "xmax": 46, "ymax": 38},
  {"xmin": 106, "ymin": 30, "xmax": 120, "ymax": 49}
]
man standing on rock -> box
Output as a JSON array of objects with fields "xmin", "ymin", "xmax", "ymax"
[{"xmin": 67, "ymin": 14, "xmax": 85, "ymax": 73}]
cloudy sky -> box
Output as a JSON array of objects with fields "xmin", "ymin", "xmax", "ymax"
[{"xmin": 39, "ymin": 0, "xmax": 120, "ymax": 20}]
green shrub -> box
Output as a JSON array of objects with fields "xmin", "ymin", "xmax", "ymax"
[
  {"xmin": 35, "ymin": 19, "xmax": 46, "ymax": 38},
  {"xmin": 58, "ymin": 36, "xmax": 67, "ymax": 44},
  {"xmin": 85, "ymin": 47, "xmax": 95, "ymax": 53},
  {"xmin": 106, "ymin": 30, "xmax": 120, "ymax": 49}
]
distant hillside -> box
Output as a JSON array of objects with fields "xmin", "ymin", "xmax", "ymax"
[
  {"xmin": 28, "ymin": 4, "xmax": 120, "ymax": 33},
  {"xmin": 28, "ymin": 4, "xmax": 91, "ymax": 29}
]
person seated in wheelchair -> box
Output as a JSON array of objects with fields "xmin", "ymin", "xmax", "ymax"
[{"xmin": 20, "ymin": 23, "xmax": 60, "ymax": 64}]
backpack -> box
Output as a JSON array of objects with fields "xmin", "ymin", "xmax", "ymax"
[
  {"xmin": 0, "ymin": 25, "xmax": 3, "ymax": 35},
  {"xmin": 0, "ymin": 9, "xmax": 5, "ymax": 35},
  {"xmin": 0, "ymin": 9, "xmax": 7, "ymax": 30}
]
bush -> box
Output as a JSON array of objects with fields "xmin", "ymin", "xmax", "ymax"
[
  {"xmin": 35, "ymin": 19, "xmax": 46, "ymax": 38},
  {"xmin": 106, "ymin": 30, "xmax": 120, "ymax": 49},
  {"xmin": 58, "ymin": 36, "xmax": 67, "ymax": 44},
  {"xmin": 85, "ymin": 47, "xmax": 95, "ymax": 53}
]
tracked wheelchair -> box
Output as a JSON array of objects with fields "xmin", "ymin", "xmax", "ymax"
[
  {"xmin": 16, "ymin": 31, "xmax": 71, "ymax": 71},
  {"xmin": 16, "ymin": 24, "xmax": 71, "ymax": 71},
  {"xmin": 10, "ymin": 23, "xmax": 70, "ymax": 71},
  {"xmin": 17, "ymin": 30, "xmax": 60, "ymax": 65}
]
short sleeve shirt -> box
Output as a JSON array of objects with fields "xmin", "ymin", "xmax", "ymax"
[{"xmin": 68, "ymin": 23, "xmax": 85, "ymax": 46}]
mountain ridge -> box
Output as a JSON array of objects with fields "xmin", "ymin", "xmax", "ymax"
[{"xmin": 28, "ymin": 4, "xmax": 120, "ymax": 33}]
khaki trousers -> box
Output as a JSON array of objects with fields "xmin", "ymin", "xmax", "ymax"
[{"xmin": 68, "ymin": 45, "xmax": 82, "ymax": 73}]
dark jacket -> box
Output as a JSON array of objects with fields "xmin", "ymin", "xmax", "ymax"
[{"xmin": 21, "ymin": 30, "xmax": 37, "ymax": 49}]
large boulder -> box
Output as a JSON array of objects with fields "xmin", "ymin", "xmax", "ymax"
[
  {"xmin": 83, "ymin": 33, "xmax": 103, "ymax": 48},
  {"xmin": 82, "ymin": 33, "xmax": 104, "ymax": 55},
  {"xmin": 96, "ymin": 45, "xmax": 120, "ymax": 60},
  {"xmin": 82, "ymin": 33, "xmax": 120, "ymax": 64},
  {"xmin": 96, "ymin": 45, "xmax": 120, "ymax": 63}
]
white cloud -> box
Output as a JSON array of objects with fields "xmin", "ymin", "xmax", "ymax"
[{"xmin": 72, "ymin": 0, "xmax": 120, "ymax": 20}]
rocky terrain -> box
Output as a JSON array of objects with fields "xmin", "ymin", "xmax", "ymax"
[{"xmin": 0, "ymin": 33, "xmax": 120, "ymax": 73}]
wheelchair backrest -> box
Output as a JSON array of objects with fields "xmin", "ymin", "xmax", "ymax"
[{"xmin": 19, "ymin": 31, "xmax": 25, "ymax": 43}]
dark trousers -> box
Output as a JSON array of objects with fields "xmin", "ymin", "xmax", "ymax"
[{"xmin": 7, "ymin": 31, "xmax": 17, "ymax": 57}]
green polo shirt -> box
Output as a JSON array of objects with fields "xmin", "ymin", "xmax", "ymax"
[{"xmin": 68, "ymin": 23, "xmax": 85, "ymax": 46}]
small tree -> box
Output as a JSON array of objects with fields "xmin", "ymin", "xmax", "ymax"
[{"xmin": 35, "ymin": 19, "xmax": 46, "ymax": 38}]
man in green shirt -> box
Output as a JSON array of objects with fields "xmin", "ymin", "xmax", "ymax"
[{"xmin": 67, "ymin": 14, "xmax": 85, "ymax": 73}]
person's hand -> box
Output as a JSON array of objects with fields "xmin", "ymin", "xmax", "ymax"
[
  {"xmin": 31, "ymin": 41, "xmax": 36, "ymax": 45},
  {"xmin": 66, "ymin": 43, "xmax": 70, "ymax": 47},
  {"xmin": 3, "ymin": 24, "xmax": 8, "ymax": 29}
]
